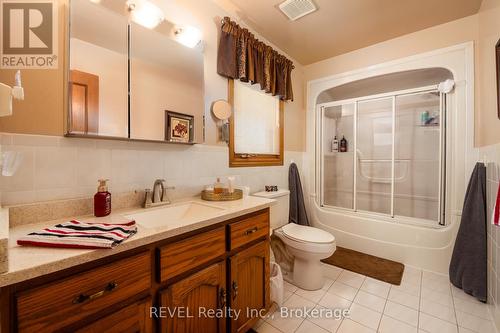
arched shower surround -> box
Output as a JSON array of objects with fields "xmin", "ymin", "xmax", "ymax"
[{"xmin": 305, "ymin": 43, "xmax": 477, "ymax": 273}]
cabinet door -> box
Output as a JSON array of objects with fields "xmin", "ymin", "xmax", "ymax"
[
  {"xmin": 230, "ymin": 241, "xmax": 270, "ymax": 333},
  {"xmin": 74, "ymin": 297, "xmax": 152, "ymax": 333},
  {"xmin": 160, "ymin": 261, "xmax": 226, "ymax": 333}
]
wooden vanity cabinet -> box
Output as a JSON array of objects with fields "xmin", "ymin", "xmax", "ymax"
[
  {"xmin": 158, "ymin": 227, "xmax": 226, "ymax": 282},
  {"xmin": 228, "ymin": 212, "xmax": 269, "ymax": 250},
  {"xmin": 3, "ymin": 208, "xmax": 270, "ymax": 333},
  {"xmin": 15, "ymin": 251, "xmax": 152, "ymax": 333},
  {"xmin": 74, "ymin": 297, "xmax": 153, "ymax": 333},
  {"xmin": 229, "ymin": 241, "xmax": 270, "ymax": 333},
  {"xmin": 159, "ymin": 209, "xmax": 271, "ymax": 333},
  {"xmin": 159, "ymin": 261, "xmax": 227, "ymax": 333}
]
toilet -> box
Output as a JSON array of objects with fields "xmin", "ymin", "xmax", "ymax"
[{"xmin": 252, "ymin": 190, "xmax": 336, "ymax": 290}]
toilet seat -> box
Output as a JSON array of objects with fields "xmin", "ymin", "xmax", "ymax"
[{"xmin": 281, "ymin": 223, "xmax": 335, "ymax": 244}]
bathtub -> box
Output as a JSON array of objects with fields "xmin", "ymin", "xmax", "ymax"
[
  {"xmin": 309, "ymin": 198, "xmax": 460, "ymax": 273},
  {"xmin": 305, "ymin": 43, "xmax": 477, "ymax": 274}
]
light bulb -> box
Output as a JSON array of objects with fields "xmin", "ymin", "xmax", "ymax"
[
  {"xmin": 127, "ymin": 0, "xmax": 164, "ymax": 29},
  {"xmin": 174, "ymin": 26, "xmax": 202, "ymax": 48}
]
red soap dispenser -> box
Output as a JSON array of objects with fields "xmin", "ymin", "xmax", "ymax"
[{"xmin": 94, "ymin": 179, "xmax": 111, "ymax": 217}]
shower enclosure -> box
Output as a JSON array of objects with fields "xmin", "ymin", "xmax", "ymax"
[
  {"xmin": 319, "ymin": 87, "xmax": 446, "ymax": 226},
  {"xmin": 308, "ymin": 46, "xmax": 473, "ymax": 272}
]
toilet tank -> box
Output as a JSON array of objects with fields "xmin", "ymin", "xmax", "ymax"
[{"xmin": 252, "ymin": 190, "xmax": 290, "ymax": 230}]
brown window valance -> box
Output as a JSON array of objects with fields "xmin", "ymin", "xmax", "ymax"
[{"xmin": 217, "ymin": 17, "xmax": 294, "ymax": 101}]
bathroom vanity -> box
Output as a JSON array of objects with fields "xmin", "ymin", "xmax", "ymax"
[{"xmin": 0, "ymin": 198, "xmax": 272, "ymax": 333}]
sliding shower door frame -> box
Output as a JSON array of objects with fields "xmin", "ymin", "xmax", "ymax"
[{"xmin": 317, "ymin": 84, "xmax": 446, "ymax": 227}]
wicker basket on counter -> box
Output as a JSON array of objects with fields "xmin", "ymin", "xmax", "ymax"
[{"xmin": 201, "ymin": 189, "xmax": 243, "ymax": 201}]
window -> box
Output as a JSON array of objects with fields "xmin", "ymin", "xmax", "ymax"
[{"xmin": 228, "ymin": 79, "xmax": 284, "ymax": 167}]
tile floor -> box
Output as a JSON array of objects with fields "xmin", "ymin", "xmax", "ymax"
[{"xmin": 253, "ymin": 264, "xmax": 497, "ymax": 333}]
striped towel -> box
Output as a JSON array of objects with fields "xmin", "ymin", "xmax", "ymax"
[{"xmin": 17, "ymin": 220, "xmax": 137, "ymax": 249}]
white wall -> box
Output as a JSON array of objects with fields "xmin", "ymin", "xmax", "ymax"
[{"xmin": 476, "ymin": 0, "xmax": 500, "ymax": 147}]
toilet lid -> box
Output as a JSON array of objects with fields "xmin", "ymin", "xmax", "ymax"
[{"xmin": 281, "ymin": 223, "xmax": 335, "ymax": 244}]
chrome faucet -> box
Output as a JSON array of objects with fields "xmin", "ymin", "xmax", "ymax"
[{"xmin": 143, "ymin": 179, "xmax": 175, "ymax": 208}]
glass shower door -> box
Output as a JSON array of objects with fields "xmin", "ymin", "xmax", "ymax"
[
  {"xmin": 319, "ymin": 87, "xmax": 445, "ymax": 226},
  {"xmin": 394, "ymin": 92, "xmax": 442, "ymax": 222},
  {"xmin": 356, "ymin": 98, "xmax": 393, "ymax": 215},
  {"xmin": 322, "ymin": 103, "xmax": 355, "ymax": 209}
]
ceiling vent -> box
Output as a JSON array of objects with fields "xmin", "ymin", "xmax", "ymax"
[{"xmin": 278, "ymin": 0, "xmax": 317, "ymax": 21}]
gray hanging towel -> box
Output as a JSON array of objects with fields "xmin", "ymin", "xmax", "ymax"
[
  {"xmin": 289, "ymin": 162, "xmax": 310, "ymax": 226},
  {"xmin": 449, "ymin": 162, "xmax": 487, "ymax": 302}
]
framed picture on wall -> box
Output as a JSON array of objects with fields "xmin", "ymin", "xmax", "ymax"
[
  {"xmin": 165, "ymin": 111, "xmax": 194, "ymax": 143},
  {"xmin": 497, "ymin": 39, "xmax": 500, "ymax": 119}
]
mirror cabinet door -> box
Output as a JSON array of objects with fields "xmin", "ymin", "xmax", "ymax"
[
  {"xmin": 68, "ymin": 0, "xmax": 205, "ymax": 143},
  {"xmin": 69, "ymin": 0, "xmax": 129, "ymax": 138},
  {"xmin": 129, "ymin": 22, "xmax": 204, "ymax": 143}
]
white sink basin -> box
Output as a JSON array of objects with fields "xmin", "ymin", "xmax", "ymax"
[{"xmin": 125, "ymin": 201, "xmax": 226, "ymax": 229}]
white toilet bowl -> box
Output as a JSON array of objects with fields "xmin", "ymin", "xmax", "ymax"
[
  {"xmin": 252, "ymin": 189, "xmax": 336, "ymax": 290},
  {"xmin": 275, "ymin": 223, "xmax": 336, "ymax": 290}
]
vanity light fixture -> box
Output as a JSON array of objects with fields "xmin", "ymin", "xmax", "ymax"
[
  {"xmin": 174, "ymin": 25, "xmax": 202, "ymax": 48},
  {"xmin": 126, "ymin": 0, "xmax": 164, "ymax": 29}
]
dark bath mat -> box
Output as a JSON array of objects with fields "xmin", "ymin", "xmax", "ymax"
[{"xmin": 322, "ymin": 246, "xmax": 405, "ymax": 285}]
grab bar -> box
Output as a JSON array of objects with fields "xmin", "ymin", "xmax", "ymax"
[{"xmin": 356, "ymin": 149, "xmax": 409, "ymax": 183}]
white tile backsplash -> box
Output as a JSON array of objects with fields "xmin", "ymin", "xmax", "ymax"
[
  {"xmin": 0, "ymin": 133, "xmax": 305, "ymax": 206},
  {"xmin": 34, "ymin": 146, "xmax": 78, "ymax": 189},
  {"xmin": 479, "ymin": 141, "xmax": 500, "ymax": 332}
]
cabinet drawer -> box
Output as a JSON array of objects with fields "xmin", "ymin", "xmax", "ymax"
[
  {"xmin": 229, "ymin": 210, "xmax": 269, "ymax": 250},
  {"xmin": 158, "ymin": 227, "xmax": 226, "ymax": 282},
  {"xmin": 75, "ymin": 297, "xmax": 152, "ymax": 333},
  {"xmin": 16, "ymin": 251, "xmax": 151, "ymax": 333}
]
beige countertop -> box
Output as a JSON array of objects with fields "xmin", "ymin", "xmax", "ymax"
[
  {"xmin": 0, "ymin": 208, "xmax": 8, "ymax": 274},
  {"xmin": 0, "ymin": 196, "xmax": 275, "ymax": 287}
]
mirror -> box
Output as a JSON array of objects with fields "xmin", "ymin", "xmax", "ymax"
[
  {"xmin": 129, "ymin": 22, "xmax": 204, "ymax": 142},
  {"xmin": 212, "ymin": 100, "xmax": 232, "ymax": 121},
  {"xmin": 67, "ymin": 0, "xmax": 205, "ymax": 143},
  {"xmin": 69, "ymin": 0, "xmax": 129, "ymax": 137},
  {"xmin": 228, "ymin": 79, "xmax": 284, "ymax": 167}
]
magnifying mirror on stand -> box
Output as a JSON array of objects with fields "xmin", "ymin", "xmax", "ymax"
[{"xmin": 212, "ymin": 100, "xmax": 232, "ymax": 144}]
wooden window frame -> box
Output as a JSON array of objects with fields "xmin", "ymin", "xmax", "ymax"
[{"xmin": 228, "ymin": 79, "xmax": 284, "ymax": 167}]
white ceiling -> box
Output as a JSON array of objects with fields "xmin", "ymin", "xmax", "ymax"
[{"xmin": 224, "ymin": 0, "xmax": 483, "ymax": 65}]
